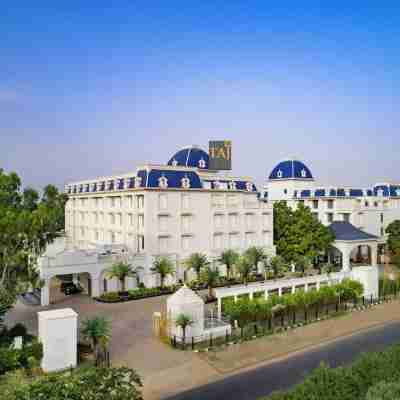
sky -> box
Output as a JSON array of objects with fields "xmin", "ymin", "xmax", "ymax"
[{"xmin": 1, "ymin": 2, "xmax": 399, "ymax": 191}]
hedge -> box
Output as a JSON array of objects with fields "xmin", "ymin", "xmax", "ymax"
[
  {"xmin": 97, "ymin": 286, "xmax": 177, "ymax": 303},
  {"xmin": 261, "ymin": 343, "xmax": 400, "ymax": 400}
]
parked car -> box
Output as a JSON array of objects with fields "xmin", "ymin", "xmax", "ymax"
[{"xmin": 60, "ymin": 282, "xmax": 82, "ymax": 295}]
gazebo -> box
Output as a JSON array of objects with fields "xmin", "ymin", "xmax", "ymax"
[{"xmin": 328, "ymin": 221, "xmax": 379, "ymax": 271}]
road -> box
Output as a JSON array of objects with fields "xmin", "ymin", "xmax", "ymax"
[{"xmin": 165, "ymin": 321, "xmax": 400, "ymax": 400}]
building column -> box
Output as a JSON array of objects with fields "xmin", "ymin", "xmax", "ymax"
[
  {"xmin": 371, "ymin": 244, "xmax": 378, "ymax": 266},
  {"xmin": 72, "ymin": 273, "xmax": 79, "ymax": 285},
  {"xmin": 291, "ymin": 286, "xmax": 295, "ymax": 294},
  {"xmin": 41, "ymin": 277, "xmax": 51, "ymax": 306},
  {"xmin": 90, "ymin": 272, "xmax": 102, "ymax": 298},
  {"xmin": 249, "ymin": 292, "xmax": 254, "ymax": 300}
]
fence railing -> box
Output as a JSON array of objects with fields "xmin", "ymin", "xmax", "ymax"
[{"xmin": 171, "ymin": 291, "xmax": 396, "ymax": 351}]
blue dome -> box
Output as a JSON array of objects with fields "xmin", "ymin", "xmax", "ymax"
[
  {"xmin": 167, "ymin": 146, "xmax": 209, "ymax": 169},
  {"xmin": 269, "ymin": 159, "xmax": 313, "ymax": 180}
]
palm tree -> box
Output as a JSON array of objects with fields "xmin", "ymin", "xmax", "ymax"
[
  {"xmin": 200, "ymin": 266, "xmax": 220, "ymax": 298},
  {"xmin": 151, "ymin": 256, "xmax": 175, "ymax": 288},
  {"xmin": 184, "ymin": 253, "xmax": 209, "ymax": 281},
  {"xmin": 267, "ymin": 255, "xmax": 287, "ymax": 279},
  {"xmin": 235, "ymin": 255, "xmax": 254, "ymax": 285},
  {"xmin": 175, "ymin": 313, "xmax": 194, "ymax": 345},
  {"xmin": 217, "ymin": 249, "xmax": 239, "ymax": 280},
  {"xmin": 245, "ymin": 246, "xmax": 267, "ymax": 275},
  {"xmin": 81, "ymin": 316, "xmax": 111, "ymax": 354},
  {"xmin": 106, "ymin": 262, "xmax": 142, "ymax": 292}
]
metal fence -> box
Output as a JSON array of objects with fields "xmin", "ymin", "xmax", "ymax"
[{"xmin": 171, "ymin": 292, "xmax": 394, "ymax": 351}]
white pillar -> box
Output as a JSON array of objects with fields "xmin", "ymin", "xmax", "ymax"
[
  {"xmin": 304, "ymin": 283, "xmax": 308, "ymax": 292},
  {"xmin": 291, "ymin": 286, "xmax": 295, "ymax": 294},
  {"xmin": 217, "ymin": 297, "xmax": 222, "ymax": 320},
  {"xmin": 264, "ymin": 290, "xmax": 269, "ymax": 300},
  {"xmin": 41, "ymin": 277, "xmax": 51, "ymax": 306},
  {"xmin": 72, "ymin": 273, "xmax": 79, "ymax": 285},
  {"xmin": 278, "ymin": 287, "xmax": 282, "ymax": 296},
  {"xmin": 249, "ymin": 292, "xmax": 254, "ymax": 300},
  {"xmin": 90, "ymin": 272, "xmax": 101, "ymax": 298},
  {"xmin": 234, "ymin": 295, "xmax": 238, "ymax": 302}
]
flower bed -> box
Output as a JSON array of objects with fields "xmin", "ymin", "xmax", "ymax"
[{"xmin": 96, "ymin": 286, "xmax": 178, "ymax": 303}]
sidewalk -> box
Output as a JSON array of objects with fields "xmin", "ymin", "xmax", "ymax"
[{"xmin": 144, "ymin": 299, "xmax": 400, "ymax": 400}]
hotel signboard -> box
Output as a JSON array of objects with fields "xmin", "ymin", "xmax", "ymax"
[{"xmin": 209, "ymin": 140, "xmax": 232, "ymax": 170}]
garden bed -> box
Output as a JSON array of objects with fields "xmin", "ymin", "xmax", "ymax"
[{"xmin": 95, "ymin": 287, "xmax": 177, "ymax": 303}]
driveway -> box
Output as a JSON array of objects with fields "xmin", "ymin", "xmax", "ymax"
[{"xmin": 5, "ymin": 293, "xmax": 196, "ymax": 378}]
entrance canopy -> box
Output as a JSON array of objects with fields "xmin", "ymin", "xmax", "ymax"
[{"xmin": 328, "ymin": 222, "xmax": 379, "ymax": 271}]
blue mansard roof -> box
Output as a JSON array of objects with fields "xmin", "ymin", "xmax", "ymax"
[
  {"xmin": 167, "ymin": 146, "xmax": 209, "ymax": 169},
  {"xmin": 329, "ymin": 221, "xmax": 378, "ymax": 241},
  {"xmin": 269, "ymin": 159, "xmax": 313, "ymax": 181}
]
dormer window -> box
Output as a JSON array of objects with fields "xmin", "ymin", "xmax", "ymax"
[
  {"xmin": 277, "ymin": 169, "xmax": 283, "ymax": 178},
  {"xmin": 135, "ymin": 177, "xmax": 142, "ymax": 188},
  {"xmin": 198, "ymin": 158, "xmax": 206, "ymax": 168},
  {"xmin": 300, "ymin": 169, "xmax": 307, "ymax": 178},
  {"xmin": 181, "ymin": 176, "xmax": 190, "ymax": 189},
  {"xmin": 171, "ymin": 159, "xmax": 178, "ymax": 167},
  {"xmin": 246, "ymin": 182, "xmax": 253, "ymax": 192},
  {"xmin": 108, "ymin": 180, "xmax": 114, "ymax": 191},
  {"xmin": 229, "ymin": 181, "xmax": 236, "ymax": 190},
  {"xmin": 396, "ymin": 189, "xmax": 400, "ymax": 197},
  {"xmin": 213, "ymin": 180, "xmax": 220, "ymax": 190},
  {"xmin": 158, "ymin": 175, "xmax": 168, "ymax": 189},
  {"xmin": 378, "ymin": 189, "xmax": 384, "ymax": 197}
]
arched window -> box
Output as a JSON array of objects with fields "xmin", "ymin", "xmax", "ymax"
[
  {"xmin": 158, "ymin": 175, "xmax": 168, "ymax": 189},
  {"xmin": 181, "ymin": 176, "xmax": 191, "ymax": 189},
  {"xmin": 246, "ymin": 182, "xmax": 253, "ymax": 192},
  {"xmin": 277, "ymin": 169, "xmax": 283, "ymax": 178}
]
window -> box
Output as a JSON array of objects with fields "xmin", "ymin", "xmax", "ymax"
[
  {"xmin": 229, "ymin": 213, "xmax": 239, "ymax": 228},
  {"xmin": 182, "ymin": 194, "xmax": 190, "ymax": 210},
  {"xmin": 181, "ymin": 215, "xmax": 191, "ymax": 232},
  {"xmin": 229, "ymin": 233, "xmax": 239, "ymax": 248},
  {"xmin": 115, "ymin": 197, "xmax": 121, "ymax": 208},
  {"xmin": 313, "ymin": 200, "xmax": 319, "ymax": 209},
  {"xmin": 95, "ymin": 230, "xmax": 99, "ymax": 241},
  {"xmin": 327, "ymin": 200, "xmax": 334, "ymax": 209},
  {"xmin": 182, "ymin": 236, "xmax": 192, "ymax": 251},
  {"xmin": 158, "ymin": 237, "xmax": 169, "ymax": 253},
  {"xmin": 80, "ymin": 227, "xmax": 85, "ymax": 238},
  {"xmin": 213, "ymin": 234, "xmax": 223, "ymax": 249},
  {"xmin": 283, "ymin": 189, "xmax": 288, "ymax": 195},
  {"xmin": 117, "ymin": 213, "xmax": 122, "ymax": 226},
  {"xmin": 312, "ymin": 212, "xmax": 319, "ymax": 221},
  {"xmin": 127, "ymin": 195, "xmax": 133, "ymax": 208},
  {"xmin": 245, "ymin": 213, "xmax": 254, "ymax": 229},
  {"xmin": 159, "ymin": 215, "xmax": 168, "ymax": 232},
  {"xmin": 159, "ymin": 194, "xmax": 168, "ymax": 210},
  {"xmin": 128, "ymin": 214, "xmax": 134, "ymax": 226},
  {"xmin": 136, "ymin": 195, "xmax": 144, "ymax": 209},
  {"xmin": 327, "ymin": 213, "xmax": 334, "ymax": 223},
  {"xmin": 227, "ymin": 195, "xmax": 238, "ymax": 207},
  {"xmin": 365, "ymin": 201, "xmax": 369, "ymax": 207},
  {"xmin": 374, "ymin": 201, "xmax": 379, "ymax": 207},
  {"xmin": 298, "ymin": 200, "xmax": 305, "ymax": 206},
  {"xmin": 380, "ymin": 213, "xmax": 384, "ymax": 224},
  {"xmin": 245, "ymin": 232, "xmax": 255, "ymax": 247},
  {"xmin": 214, "ymin": 214, "xmax": 224, "ymax": 229},
  {"xmin": 380, "ymin": 227, "xmax": 384, "ymax": 236},
  {"xmin": 137, "ymin": 235, "xmax": 145, "ymax": 252},
  {"xmin": 138, "ymin": 214, "xmax": 144, "ymax": 230},
  {"xmin": 110, "ymin": 197, "xmax": 116, "ymax": 208},
  {"xmin": 93, "ymin": 212, "xmax": 98, "ymax": 224},
  {"xmin": 110, "ymin": 213, "xmax": 115, "ymax": 225},
  {"xmin": 111, "ymin": 232, "xmax": 116, "ymax": 243},
  {"xmin": 343, "ymin": 213, "xmax": 350, "ymax": 222}
]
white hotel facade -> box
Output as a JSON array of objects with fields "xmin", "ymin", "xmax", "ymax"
[
  {"xmin": 38, "ymin": 147, "xmax": 400, "ymax": 306},
  {"xmin": 39, "ymin": 146, "xmax": 273, "ymax": 305}
]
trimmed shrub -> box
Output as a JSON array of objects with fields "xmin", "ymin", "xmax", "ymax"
[
  {"xmin": 99, "ymin": 292, "xmax": 121, "ymax": 302},
  {"xmin": 365, "ymin": 381, "xmax": 400, "ymax": 400}
]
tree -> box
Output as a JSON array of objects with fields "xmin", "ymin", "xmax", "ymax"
[
  {"xmin": 0, "ymin": 169, "xmax": 67, "ymax": 310},
  {"xmin": 175, "ymin": 313, "xmax": 194, "ymax": 344},
  {"xmin": 200, "ymin": 265, "xmax": 220, "ymax": 298},
  {"xmin": 273, "ymin": 202, "xmax": 335, "ymax": 263},
  {"xmin": 185, "ymin": 253, "xmax": 209, "ymax": 280},
  {"xmin": 386, "ymin": 220, "xmax": 400, "ymax": 254},
  {"xmin": 151, "ymin": 256, "xmax": 175, "ymax": 288},
  {"xmin": 106, "ymin": 262, "xmax": 142, "ymax": 292},
  {"xmin": 81, "ymin": 316, "xmax": 111, "ymax": 354},
  {"xmin": 218, "ymin": 249, "xmax": 239, "ymax": 279},
  {"xmin": 235, "ymin": 255, "xmax": 254, "ymax": 285},
  {"xmin": 267, "ymin": 255, "xmax": 287, "ymax": 279},
  {"xmin": 245, "ymin": 246, "xmax": 267, "ymax": 274},
  {"xmin": 295, "ymin": 255, "xmax": 313, "ymax": 276}
]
